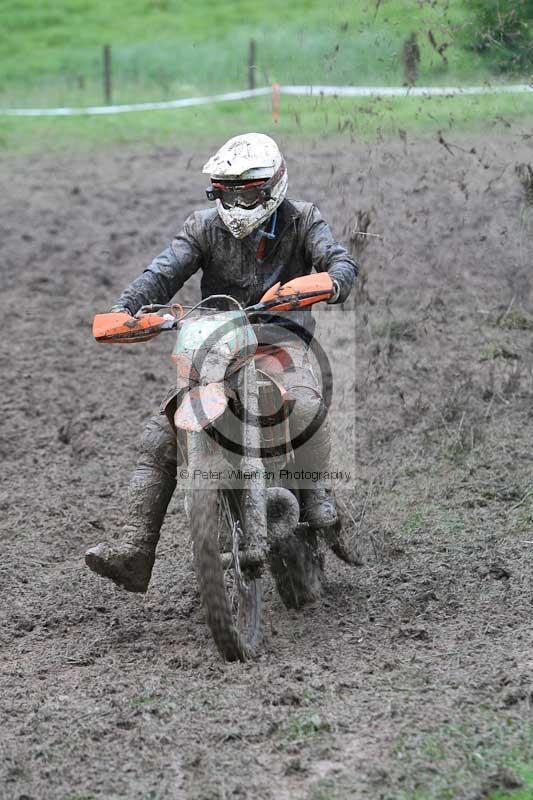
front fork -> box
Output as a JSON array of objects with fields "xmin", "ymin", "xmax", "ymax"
[
  {"xmin": 185, "ymin": 360, "xmax": 268, "ymax": 562},
  {"xmin": 241, "ymin": 359, "xmax": 268, "ymax": 558}
]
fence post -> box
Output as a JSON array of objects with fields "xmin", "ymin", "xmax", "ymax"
[
  {"xmin": 103, "ymin": 44, "xmax": 112, "ymax": 104},
  {"xmin": 248, "ymin": 39, "xmax": 256, "ymax": 90},
  {"xmin": 402, "ymin": 33, "xmax": 420, "ymax": 87}
]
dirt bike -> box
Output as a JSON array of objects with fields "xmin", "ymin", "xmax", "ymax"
[{"xmin": 93, "ymin": 273, "xmax": 360, "ymax": 662}]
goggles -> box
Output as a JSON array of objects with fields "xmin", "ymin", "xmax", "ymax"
[{"xmin": 206, "ymin": 162, "xmax": 286, "ymax": 209}]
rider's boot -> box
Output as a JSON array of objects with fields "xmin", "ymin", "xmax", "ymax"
[
  {"xmin": 85, "ymin": 416, "xmax": 177, "ymax": 593},
  {"xmin": 299, "ymin": 484, "xmax": 337, "ymax": 529},
  {"xmin": 290, "ymin": 392, "xmax": 338, "ymax": 529}
]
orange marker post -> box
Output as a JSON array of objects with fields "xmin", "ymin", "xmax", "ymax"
[{"xmin": 272, "ymin": 83, "xmax": 280, "ymax": 124}]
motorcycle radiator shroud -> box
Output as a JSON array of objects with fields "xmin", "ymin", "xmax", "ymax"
[
  {"xmin": 173, "ymin": 309, "xmax": 257, "ymax": 432},
  {"xmin": 172, "ymin": 309, "xmax": 258, "ymax": 382},
  {"xmin": 172, "ymin": 310, "xmax": 292, "ymax": 465}
]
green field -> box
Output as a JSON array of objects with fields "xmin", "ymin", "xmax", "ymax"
[
  {"xmin": 1, "ymin": 0, "xmax": 488, "ymax": 107},
  {"xmin": 2, "ymin": 0, "xmax": 533, "ymax": 151}
]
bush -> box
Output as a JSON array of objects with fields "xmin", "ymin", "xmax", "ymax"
[{"xmin": 466, "ymin": 0, "xmax": 533, "ymax": 73}]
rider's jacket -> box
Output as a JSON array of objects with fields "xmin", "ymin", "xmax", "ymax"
[{"xmin": 116, "ymin": 199, "xmax": 358, "ymax": 336}]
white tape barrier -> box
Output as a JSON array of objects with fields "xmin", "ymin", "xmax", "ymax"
[
  {"xmin": 0, "ymin": 87, "xmax": 272, "ymax": 117},
  {"xmin": 283, "ymin": 83, "xmax": 533, "ymax": 97},
  {"xmin": 1, "ymin": 83, "xmax": 532, "ymax": 117}
]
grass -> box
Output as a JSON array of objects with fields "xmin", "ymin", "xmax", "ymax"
[
  {"xmin": 130, "ymin": 693, "xmax": 160, "ymax": 707},
  {"xmin": 280, "ymin": 711, "xmax": 331, "ymax": 745},
  {"xmin": 497, "ymin": 309, "xmax": 533, "ymax": 331},
  {"xmin": 491, "ymin": 765, "xmax": 533, "ymax": 799},
  {"xmin": 2, "ymin": 90, "xmax": 533, "ymax": 154},
  {"xmin": 480, "ymin": 343, "xmax": 520, "ymax": 362},
  {"xmin": 402, "ymin": 503, "xmax": 468, "ymax": 540},
  {"xmin": 513, "ymin": 488, "xmax": 533, "ymax": 532},
  {"xmin": 64, "ymin": 796, "xmax": 96, "ymax": 800},
  {"xmin": 370, "ymin": 317, "xmax": 418, "ymax": 341},
  {"xmin": 1, "ymin": 0, "xmax": 532, "ymax": 153},
  {"xmin": 393, "ymin": 718, "xmax": 533, "ymax": 800},
  {"xmin": 310, "ymin": 777, "xmax": 349, "ymax": 800},
  {"xmin": 403, "ymin": 508, "xmax": 428, "ymax": 536}
]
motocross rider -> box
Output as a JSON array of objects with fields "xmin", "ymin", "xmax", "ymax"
[{"xmin": 85, "ymin": 133, "xmax": 358, "ymax": 593}]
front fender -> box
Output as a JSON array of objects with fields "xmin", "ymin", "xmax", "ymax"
[{"xmin": 174, "ymin": 383, "xmax": 228, "ymax": 433}]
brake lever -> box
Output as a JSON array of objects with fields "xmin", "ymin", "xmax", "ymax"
[
  {"xmin": 136, "ymin": 303, "xmax": 184, "ymax": 327},
  {"xmin": 137, "ymin": 303, "xmax": 168, "ymax": 314},
  {"xmin": 245, "ymin": 290, "xmax": 333, "ymax": 317}
]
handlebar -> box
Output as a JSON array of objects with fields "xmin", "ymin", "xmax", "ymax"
[
  {"xmin": 137, "ymin": 289, "xmax": 332, "ymax": 322},
  {"xmin": 94, "ymin": 277, "xmax": 334, "ymax": 343}
]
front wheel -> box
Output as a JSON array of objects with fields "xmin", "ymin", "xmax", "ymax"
[{"xmin": 187, "ymin": 440, "xmax": 263, "ymax": 662}]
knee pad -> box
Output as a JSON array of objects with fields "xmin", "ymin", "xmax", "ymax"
[
  {"xmin": 138, "ymin": 416, "xmax": 178, "ymax": 472},
  {"xmin": 289, "ymin": 391, "xmax": 323, "ymax": 428},
  {"xmin": 287, "ymin": 389, "xmax": 330, "ymax": 462}
]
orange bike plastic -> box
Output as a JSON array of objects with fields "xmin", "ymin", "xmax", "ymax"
[
  {"xmin": 259, "ymin": 273, "xmax": 334, "ymax": 312},
  {"xmin": 92, "ymin": 312, "xmax": 168, "ymax": 343},
  {"xmin": 174, "ymin": 383, "xmax": 228, "ymax": 432}
]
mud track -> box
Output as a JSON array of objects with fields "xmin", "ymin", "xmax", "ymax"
[{"xmin": 1, "ymin": 133, "xmax": 532, "ymax": 799}]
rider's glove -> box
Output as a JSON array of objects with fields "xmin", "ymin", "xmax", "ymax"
[
  {"xmin": 109, "ymin": 304, "xmax": 132, "ymax": 315},
  {"xmin": 327, "ymin": 280, "xmax": 341, "ymax": 304}
]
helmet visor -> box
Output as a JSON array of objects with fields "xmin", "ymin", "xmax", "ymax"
[{"xmin": 206, "ymin": 179, "xmax": 270, "ymax": 209}]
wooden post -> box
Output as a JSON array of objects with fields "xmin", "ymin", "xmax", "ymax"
[
  {"xmin": 402, "ymin": 33, "xmax": 420, "ymax": 87},
  {"xmin": 103, "ymin": 44, "xmax": 112, "ymax": 105},
  {"xmin": 248, "ymin": 39, "xmax": 256, "ymax": 90}
]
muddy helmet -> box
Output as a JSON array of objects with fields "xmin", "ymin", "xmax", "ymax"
[{"xmin": 202, "ymin": 133, "xmax": 288, "ymax": 239}]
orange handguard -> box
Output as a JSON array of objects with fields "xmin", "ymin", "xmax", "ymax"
[
  {"xmin": 259, "ymin": 273, "xmax": 334, "ymax": 312},
  {"xmin": 92, "ymin": 312, "xmax": 169, "ymax": 343}
]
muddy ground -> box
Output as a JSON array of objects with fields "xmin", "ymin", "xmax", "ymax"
[{"xmin": 1, "ymin": 130, "xmax": 533, "ymax": 800}]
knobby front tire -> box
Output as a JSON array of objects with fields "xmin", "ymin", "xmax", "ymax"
[{"xmin": 187, "ymin": 446, "xmax": 263, "ymax": 662}]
